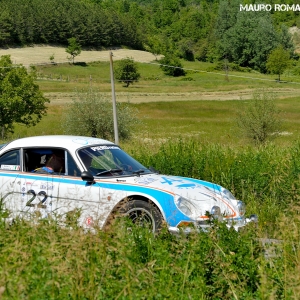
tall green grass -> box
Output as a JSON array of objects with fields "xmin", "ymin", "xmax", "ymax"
[
  {"xmin": 1, "ymin": 210, "xmax": 299, "ymax": 299},
  {"xmin": 0, "ymin": 216, "xmax": 262, "ymax": 299},
  {"xmin": 1, "ymin": 138, "xmax": 300, "ymax": 298},
  {"xmin": 129, "ymin": 138, "xmax": 300, "ymax": 232}
]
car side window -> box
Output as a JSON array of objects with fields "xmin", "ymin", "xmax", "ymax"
[
  {"xmin": 66, "ymin": 152, "xmax": 81, "ymax": 177},
  {"xmin": 0, "ymin": 150, "xmax": 21, "ymax": 171},
  {"xmin": 24, "ymin": 148, "xmax": 66, "ymax": 174}
]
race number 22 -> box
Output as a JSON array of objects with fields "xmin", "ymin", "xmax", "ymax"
[{"xmin": 26, "ymin": 190, "xmax": 48, "ymax": 208}]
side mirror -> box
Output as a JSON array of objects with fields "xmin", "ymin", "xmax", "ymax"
[{"xmin": 81, "ymin": 171, "xmax": 95, "ymax": 184}]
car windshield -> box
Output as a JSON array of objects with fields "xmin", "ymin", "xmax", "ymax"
[{"xmin": 78, "ymin": 145, "xmax": 152, "ymax": 177}]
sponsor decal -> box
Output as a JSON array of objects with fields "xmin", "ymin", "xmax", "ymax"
[
  {"xmin": 72, "ymin": 138, "xmax": 108, "ymax": 145},
  {"xmin": 0, "ymin": 165, "xmax": 20, "ymax": 171},
  {"xmin": 176, "ymin": 183, "xmax": 196, "ymax": 189},
  {"xmin": 40, "ymin": 183, "xmax": 54, "ymax": 190},
  {"xmin": 72, "ymin": 138, "xmax": 88, "ymax": 145},
  {"xmin": 25, "ymin": 182, "xmax": 39, "ymax": 187},
  {"xmin": 90, "ymin": 145, "xmax": 120, "ymax": 151},
  {"xmin": 85, "ymin": 216, "xmax": 93, "ymax": 226},
  {"xmin": 134, "ymin": 177, "xmax": 157, "ymax": 185}
]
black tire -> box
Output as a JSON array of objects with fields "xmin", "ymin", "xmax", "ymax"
[{"xmin": 119, "ymin": 200, "xmax": 163, "ymax": 233}]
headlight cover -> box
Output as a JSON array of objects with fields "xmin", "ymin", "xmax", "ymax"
[
  {"xmin": 174, "ymin": 195, "xmax": 198, "ymax": 219},
  {"xmin": 222, "ymin": 188, "xmax": 236, "ymax": 200},
  {"xmin": 237, "ymin": 201, "xmax": 246, "ymax": 216},
  {"xmin": 211, "ymin": 205, "xmax": 223, "ymax": 221}
]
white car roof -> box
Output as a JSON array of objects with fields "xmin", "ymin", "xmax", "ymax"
[{"xmin": 3, "ymin": 135, "xmax": 115, "ymax": 152}]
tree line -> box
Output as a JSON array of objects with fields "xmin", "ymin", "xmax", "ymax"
[
  {"xmin": 0, "ymin": 0, "xmax": 143, "ymax": 49},
  {"xmin": 0, "ymin": 0, "xmax": 299, "ymax": 72}
]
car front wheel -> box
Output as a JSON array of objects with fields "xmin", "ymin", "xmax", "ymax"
[{"xmin": 119, "ymin": 199, "xmax": 163, "ymax": 233}]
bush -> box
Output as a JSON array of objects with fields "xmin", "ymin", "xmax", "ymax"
[
  {"xmin": 2, "ymin": 140, "xmax": 300, "ymax": 298},
  {"xmin": 289, "ymin": 61, "xmax": 300, "ymax": 75},
  {"xmin": 159, "ymin": 55, "xmax": 186, "ymax": 77},
  {"xmin": 236, "ymin": 90, "xmax": 282, "ymax": 145},
  {"xmin": 63, "ymin": 88, "xmax": 139, "ymax": 141},
  {"xmin": 114, "ymin": 57, "xmax": 141, "ymax": 87}
]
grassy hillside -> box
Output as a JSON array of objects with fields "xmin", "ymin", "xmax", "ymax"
[
  {"xmin": 36, "ymin": 60, "xmax": 300, "ymax": 96},
  {"xmin": 4, "ymin": 58, "xmax": 299, "ymax": 147},
  {"xmin": 9, "ymin": 96, "xmax": 300, "ymax": 147}
]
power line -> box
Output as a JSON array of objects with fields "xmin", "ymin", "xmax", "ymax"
[
  {"xmin": 111, "ymin": 53, "xmax": 300, "ymax": 86},
  {"xmin": 3, "ymin": 52, "xmax": 300, "ymax": 86}
]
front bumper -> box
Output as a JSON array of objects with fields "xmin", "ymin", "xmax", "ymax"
[{"xmin": 168, "ymin": 214, "xmax": 258, "ymax": 235}]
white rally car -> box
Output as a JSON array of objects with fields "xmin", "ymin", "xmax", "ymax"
[{"xmin": 0, "ymin": 135, "xmax": 257, "ymax": 233}]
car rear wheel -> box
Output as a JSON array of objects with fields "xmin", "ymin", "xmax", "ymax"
[{"xmin": 119, "ymin": 200, "xmax": 163, "ymax": 233}]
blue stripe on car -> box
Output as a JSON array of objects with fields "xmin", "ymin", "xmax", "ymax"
[
  {"xmin": 0, "ymin": 172, "xmax": 189, "ymax": 227},
  {"xmin": 172, "ymin": 175, "xmax": 222, "ymax": 192}
]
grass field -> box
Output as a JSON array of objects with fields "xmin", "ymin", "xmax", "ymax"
[
  {"xmin": 36, "ymin": 60, "xmax": 300, "ymax": 97},
  {"xmin": 10, "ymin": 96, "xmax": 300, "ymax": 148},
  {"xmin": 1, "ymin": 140, "xmax": 300, "ymax": 299},
  {"xmin": 0, "ymin": 50, "xmax": 296, "ymax": 147},
  {"xmin": 1, "ymin": 47, "xmax": 300, "ymax": 299}
]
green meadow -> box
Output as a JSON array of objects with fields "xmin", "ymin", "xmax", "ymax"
[
  {"xmin": 11, "ymin": 97, "xmax": 300, "ymax": 148},
  {"xmin": 7, "ymin": 60, "xmax": 300, "ymax": 147},
  {"xmin": 35, "ymin": 60, "xmax": 300, "ymax": 94}
]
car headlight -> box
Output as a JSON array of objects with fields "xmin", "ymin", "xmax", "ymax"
[
  {"xmin": 237, "ymin": 201, "xmax": 246, "ymax": 216},
  {"xmin": 211, "ymin": 206, "xmax": 223, "ymax": 221},
  {"xmin": 174, "ymin": 195, "xmax": 197, "ymax": 218}
]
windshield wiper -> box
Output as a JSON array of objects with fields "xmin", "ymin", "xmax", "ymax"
[
  {"xmin": 149, "ymin": 166, "xmax": 160, "ymax": 174},
  {"xmin": 132, "ymin": 169, "xmax": 145, "ymax": 177},
  {"xmin": 96, "ymin": 169, "xmax": 123, "ymax": 176}
]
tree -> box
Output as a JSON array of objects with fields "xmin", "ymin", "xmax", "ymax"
[
  {"xmin": 277, "ymin": 24, "xmax": 295, "ymax": 56},
  {"xmin": 177, "ymin": 38, "xmax": 195, "ymax": 61},
  {"xmin": 218, "ymin": 10, "xmax": 278, "ymax": 72},
  {"xmin": 114, "ymin": 58, "xmax": 141, "ymax": 87},
  {"xmin": 0, "ymin": 55, "xmax": 49, "ymax": 139},
  {"xmin": 63, "ymin": 88, "xmax": 139, "ymax": 140},
  {"xmin": 144, "ymin": 35, "xmax": 164, "ymax": 60},
  {"xmin": 266, "ymin": 45, "xmax": 290, "ymax": 81},
  {"xmin": 215, "ymin": 1, "xmax": 287, "ymax": 72},
  {"xmin": 66, "ymin": 37, "xmax": 81, "ymax": 63},
  {"xmin": 236, "ymin": 90, "xmax": 282, "ymax": 145},
  {"xmin": 49, "ymin": 53, "xmax": 55, "ymax": 64},
  {"xmin": 159, "ymin": 55, "xmax": 186, "ymax": 77}
]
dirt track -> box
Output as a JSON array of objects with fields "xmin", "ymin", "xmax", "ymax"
[{"xmin": 45, "ymin": 88, "xmax": 300, "ymax": 104}]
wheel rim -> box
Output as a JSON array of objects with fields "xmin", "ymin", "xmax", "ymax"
[{"xmin": 125, "ymin": 207, "xmax": 155, "ymax": 232}]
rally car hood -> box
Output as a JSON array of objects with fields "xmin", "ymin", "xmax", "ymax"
[{"xmin": 131, "ymin": 173, "xmax": 239, "ymax": 220}]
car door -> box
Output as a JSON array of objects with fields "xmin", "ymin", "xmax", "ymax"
[
  {"xmin": 51, "ymin": 151, "xmax": 103, "ymax": 229},
  {"xmin": 21, "ymin": 147, "xmax": 58, "ymax": 220},
  {"xmin": 21, "ymin": 147, "xmax": 102, "ymax": 228}
]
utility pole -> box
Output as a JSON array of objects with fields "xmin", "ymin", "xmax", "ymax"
[
  {"xmin": 109, "ymin": 51, "xmax": 119, "ymax": 145},
  {"xmin": 224, "ymin": 58, "xmax": 229, "ymax": 81}
]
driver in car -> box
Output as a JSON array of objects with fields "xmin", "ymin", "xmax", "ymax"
[{"xmin": 33, "ymin": 151, "xmax": 65, "ymax": 174}]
